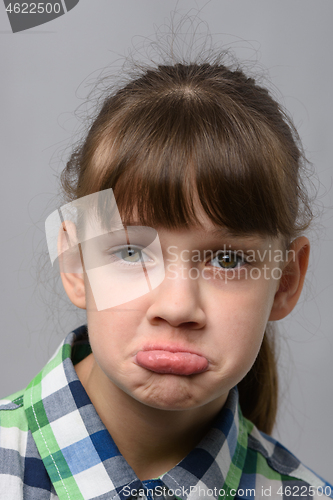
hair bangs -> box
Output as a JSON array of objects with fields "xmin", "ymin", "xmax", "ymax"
[{"xmin": 95, "ymin": 91, "xmax": 297, "ymax": 238}]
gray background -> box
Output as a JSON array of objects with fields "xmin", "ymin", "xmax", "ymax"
[{"xmin": 0, "ymin": 0, "xmax": 332, "ymax": 482}]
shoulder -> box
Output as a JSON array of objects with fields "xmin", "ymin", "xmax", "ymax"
[
  {"xmin": 0, "ymin": 388, "xmax": 28, "ymax": 438},
  {"xmin": 240, "ymin": 417, "xmax": 333, "ymax": 499},
  {"xmin": 0, "ymin": 390, "xmax": 28, "ymax": 497},
  {"xmin": 0, "ymin": 389, "xmax": 56, "ymax": 499}
]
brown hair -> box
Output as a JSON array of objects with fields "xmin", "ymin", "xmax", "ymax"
[{"xmin": 61, "ymin": 61, "xmax": 313, "ymax": 434}]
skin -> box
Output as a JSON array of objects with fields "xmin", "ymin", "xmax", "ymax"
[{"xmin": 60, "ymin": 213, "xmax": 310, "ymax": 480}]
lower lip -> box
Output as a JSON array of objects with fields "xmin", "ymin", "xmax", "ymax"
[{"xmin": 135, "ymin": 350, "xmax": 209, "ymax": 376}]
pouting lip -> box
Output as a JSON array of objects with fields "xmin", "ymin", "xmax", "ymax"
[{"xmin": 136, "ymin": 344, "xmax": 207, "ymax": 359}]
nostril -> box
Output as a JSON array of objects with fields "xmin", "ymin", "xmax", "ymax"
[{"xmin": 182, "ymin": 321, "xmax": 202, "ymax": 329}]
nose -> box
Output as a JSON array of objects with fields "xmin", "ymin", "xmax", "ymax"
[{"xmin": 146, "ymin": 264, "xmax": 207, "ymax": 329}]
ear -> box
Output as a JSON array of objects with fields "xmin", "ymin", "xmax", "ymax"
[
  {"xmin": 268, "ymin": 236, "xmax": 310, "ymax": 321},
  {"xmin": 58, "ymin": 221, "xmax": 86, "ymax": 310}
]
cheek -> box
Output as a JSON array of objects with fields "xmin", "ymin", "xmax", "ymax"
[
  {"xmin": 84, "ymin": 281, "xmax": 154, "ymax": 385},
  {"xmin": 85, "ymin": 295, "xmax": 150, "ymax": 367},
  {"xmin": 208, "ymin": 281, "xmax": 276, "ymax": 376}
]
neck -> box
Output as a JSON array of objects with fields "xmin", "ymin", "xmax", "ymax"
[{"xmin": 75, "ymin": 353, "xmax": 227, "ymax": 480}]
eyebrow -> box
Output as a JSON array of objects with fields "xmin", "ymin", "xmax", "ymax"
[
  {"xmin": 97, "ymin": 221, "xmax": 144, "ymax": 232},
  {"xmin": 210, "ymin": 227, "xmax": 266, "ymax": 242},
  {"xmin": 122, "ymin": 221, "xmax": 145, "ymax": 228}
]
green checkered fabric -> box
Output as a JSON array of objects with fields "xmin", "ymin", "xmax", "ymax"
[{"xmin": 0, "ymin": 325, "xmax": 332, "ymax": 500}]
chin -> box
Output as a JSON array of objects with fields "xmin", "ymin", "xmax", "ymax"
[{"xmin": 132, "ymin": 375, "xmax": 209, "ymax": 411}]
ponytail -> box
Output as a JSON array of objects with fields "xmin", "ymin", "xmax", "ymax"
[{"xmin": 238, "ymin": 324, "xmax": 278, "ymax": 434}]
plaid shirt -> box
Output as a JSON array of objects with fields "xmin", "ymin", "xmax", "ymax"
[{"xmin": 0, "ymin": 325, "xmax": 332, "ymax": 500}]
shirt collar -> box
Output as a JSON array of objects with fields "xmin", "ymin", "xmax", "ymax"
[{"xmin": 24, "ymin": 326, "xmax": 248, "ymax": 500}]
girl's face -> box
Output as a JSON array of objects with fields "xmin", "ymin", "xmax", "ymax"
[{"xmin": 82, "ymin": 212, "xmax": 283, "ymax": 411}]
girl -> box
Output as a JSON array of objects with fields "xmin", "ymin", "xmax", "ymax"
[{"xmin": 1, "ymin": 59, "xmax": 332, "ymax": 500}]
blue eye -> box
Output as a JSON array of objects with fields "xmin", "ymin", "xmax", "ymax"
[
  {"xmin": 111, "ymin": 246, "xmax": 152, "ymax": 265},
  {"xmin": 210, "ymin": 251, "xmax": 245, "ymax": 269}
]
